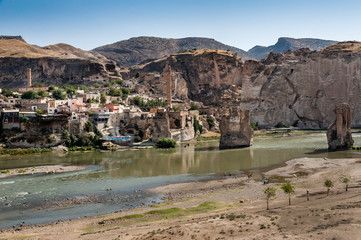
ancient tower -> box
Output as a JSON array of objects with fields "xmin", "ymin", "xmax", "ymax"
[
  {"xmin": 165, "ymin": 64, "xmax": 172, "ymax": 108},
  {"xmin": 27, "ymin": 68, "xmax": 32, "ymax": 87}
]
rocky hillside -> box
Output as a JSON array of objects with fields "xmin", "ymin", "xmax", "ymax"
[
  {"xmin": 248, "ymin": 37, "xmax": 338, "ymax": 60},
  {"xmin": 0, "ymin": 38, "xmax": 118, "ymax": 88},
  {"xmin": 93, "ymin": 36, "xmax": 251, "ymax": 67},
  {"xmin": 127, "ymin": 42, "xmax": 361, "ymax": 129}
]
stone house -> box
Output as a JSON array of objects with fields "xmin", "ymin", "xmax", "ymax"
[{"xmin": 2, "ymin": 109, "xmax": 20, "ymax": 129}]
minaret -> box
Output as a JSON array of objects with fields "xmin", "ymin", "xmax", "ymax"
[
  {"xmin": 165, "ymin": 64, "xmax": 172, "ymax": 108},
  {"xmin": 27, "ymin": 68, "xmax": 32, "ymax": 87}
]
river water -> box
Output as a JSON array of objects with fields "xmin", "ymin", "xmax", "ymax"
[{"xmin": 1, "ymin": 132, "xmax": 361, "ymax": 229}]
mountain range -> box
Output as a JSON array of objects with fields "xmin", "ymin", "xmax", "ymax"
[{"xmin": 92, "ymin": 36, "xmax": 338, "ymax": 67}]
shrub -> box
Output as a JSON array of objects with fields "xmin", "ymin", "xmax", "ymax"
[
  {"xmin": 155, "ymin": 138, "xmax": 177, "ymax": 148},
  {"xmin": 250, "ymin": 122, "xmax": 259, "ymax": 130},
  {"xmin": 193, "ymin": 116, "xmax": 203, "ymax": 134},
  {"xmin": 207, "ymin": 117, "xmax": 214, "ymax": 130},
  {"xmin": 189, "ymin": 103, "xmax": 200, "ymax": 111},
  {"xmin": 21, "ymin": 90, "xmax": 38, "ymax": 99}
]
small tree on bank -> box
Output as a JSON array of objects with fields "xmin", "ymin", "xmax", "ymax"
[
  {"xmin": 280, "ymin": 182, "xmax": 295, "ymax": 205},
  {"xmin": 340, "ymin": 176, "xmax": 350, "ymax": 192},
  {"xmin": 324, "ymin": 179, "xmax": 333, "ymax": 196},
  {"xmin": 264, "ymin": 187, "xmax": 276, "ymax": 210}
]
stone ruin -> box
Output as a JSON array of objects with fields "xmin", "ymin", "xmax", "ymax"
[
  {"xmin": 327, "ymin": 103, "xmax": 354, "ymax": 151},
  {"xmin": 219, "ymin": 107, "xmax": 254, "ymax": 149}
]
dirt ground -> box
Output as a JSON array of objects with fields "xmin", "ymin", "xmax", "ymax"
[
  {"xmin": 1, "ymin": 157, "xmax": 361, "ymax": 240},
  {"xmin": 0, "ymin": 165, "xmax": 87, "ymax": 179}
]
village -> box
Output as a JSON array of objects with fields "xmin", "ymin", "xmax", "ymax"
[{"xmin": 0, "ymin": 66, "xmax": 220, "ymax": 150}]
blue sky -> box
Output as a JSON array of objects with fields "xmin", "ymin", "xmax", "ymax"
[{"xmin": 0, "ymin": 0, "xmax": 360, "ymax": 51}]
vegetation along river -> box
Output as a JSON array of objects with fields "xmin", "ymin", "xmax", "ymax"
[{"xmin": 1, "ymin": 132, "xmax": 361, "ymax": 229}]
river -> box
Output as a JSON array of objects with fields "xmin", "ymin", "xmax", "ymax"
[{"xmin": 1, "ymin": 132, "xmax": 361, "ymax": 229}]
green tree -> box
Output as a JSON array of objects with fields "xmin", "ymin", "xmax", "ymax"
[
  {"xmin": 31, "ymin": 83, "xmax": 45, "ymax": 87},
  {"xmin": 37, "ymin": 89, "xmax": 48, "ymax": 97},
  {"xmin": 35, "ymin": 109, "xmax": 44, "ymax": 116},
  {"xmin": 135, "ymin": 71, "xmax": 140, "ymax": 78},
  {"xmin": 48, "ymin": 85, "xmax": 56, "ymax": 91},
  {"xmin": 280, "ymin": 182, "xmax": 295, "ymax": 205},
  {"xmin": 93, "ymin": 83, "xmax": 100, "ymax": 88},
  {"xmin": 324, "ymin": 179, "xmax": 333, "ymax": 196},
  {"xmin": 109, "ymin": 87, "xmax": 122, "ymax": 97},
  {"xmin": 111, "ymin": 99, "xmax": 120, "ymax": 104},
  {"xmin": 114, "ymin": 79, "xmax": 123, "ymax": 85},
  {"xmin": 100, "ymin": 92, "xmax": 106, "ymax": 104},
  {"xmin": 85, "ymin": 120, "xmax": 94, "ymax": 132},
  {"xmin": 21, "ymin": 90, "xmax": 38, "ymax": 99},
  {"xmin": 264, "ymin": 187, "xmax": 276, "ymax": 210},
  {"xmin": 133, "ymin": 96, "xmax": 143, "ymax": 106},
  {"xmin": 52, "ymin": 90, "xmax": 66, "ymax": 100},
  {"xmin": 340, "ymin": 176, "xmax": 350, "ymax": 192}
]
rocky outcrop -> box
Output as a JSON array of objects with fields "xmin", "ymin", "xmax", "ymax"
[
  {"xmin": 93, "ymin": 36, "xmax": 251, "ymax": 67},
  {"xmin": 0, "ymin": 39, "xmax": 118, "ymax": 88},
  {"xmin": 128, "ymin": 41, "xmax": 361, "ymax": 129},
  {"xmin": 248, "ymin": 37, "xmax": 338, "ymax": 60},
  {"xmin": 327, "ymin": 103, "xmax": 354, "ymax": 151},
  {"xmin": 152, "ymin": 113, "xmax": 171, "ymax": 142},
  {"xmin": 219, "ymin": 108, "xmax": 253, "ymax": 149}
]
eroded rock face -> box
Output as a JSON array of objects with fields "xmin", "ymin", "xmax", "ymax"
[
  {"xmin": 128, "ymin": 42, "xmax": 361, "ymax": 129},
  {"xmin": 327, "ymin": 103, "xmax": 354, "ymax": 151},
  {"xmin": 219, "ymin": 108, "xmax": 253, "ymax": 149}
]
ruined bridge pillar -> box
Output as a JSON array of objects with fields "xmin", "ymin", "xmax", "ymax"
[
  {"xmin": 327, "ymin": 103, "xmax": 353, "ymax": 151},
  {"xmin": 219, "ymin": 107, "xmax": 254, "ymax": 149}
]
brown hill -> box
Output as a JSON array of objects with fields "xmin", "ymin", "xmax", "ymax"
[
  {"xmin": 92, "ymin": 36, "xmax": 251, "ymax": 67},
  {"xmin": 0, "ymin": 39, "xmax": 118, "ymax": 88}
]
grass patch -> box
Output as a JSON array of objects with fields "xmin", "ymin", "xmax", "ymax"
[
  {"xmin": 146, "ymin": 208, "xmax": 182, "ymax": 216},
  {"xmin": 0, "ymin": 169, "xmax": 10, "ymax": 174},
  {"xmin": 0, "ymin": 148, "xmax": 53, "ymax": 156},
  {"xmin": 103, "ymin": 201, "xmax": 225, "ymax": 224},
  {"xmin": 186, "ymin": 201, "xmax": 219, "ymax": 213}
]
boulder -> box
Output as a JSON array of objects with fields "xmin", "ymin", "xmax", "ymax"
[
  {"xmin": 220, "ymin": 108, "xmax": 253, "ymax": 149},
  {"xmin": 327, "ymin": 103, "xmax": 354, "ymax": 151}
]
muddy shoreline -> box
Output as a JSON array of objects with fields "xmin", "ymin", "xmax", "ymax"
[
  {"xmin": 2, "ymin": 156, "xmax": 361, "ymax": 239},
  {"xmin": 0, "ymin": 164, "xmax": 88, "ymax": 179}
]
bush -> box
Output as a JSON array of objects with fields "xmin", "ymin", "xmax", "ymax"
[
  {"xmin": 52, "ymin": 89, "xmax": 66, "ymax": 100},
  {"xmin": 207, "ymin": 117, "xmax": 214, "ymax": 130},
  {"xmin": 189, "ymin": 103, "xmax": 200, "ymax": 111},
  {"xmin": 21, "ymin": 90, "xmax": 38, "ymax": 99},
  {"xmin": 250, "ymin": 122, "xmax": 259, "ymax": 130},
  {"xmin": 193, "ymin": 116, "xmax": 203, "ymax": 134},
  {"xmin": 155, "ymin": 138, "xmax": 177, "ymax": 148}
]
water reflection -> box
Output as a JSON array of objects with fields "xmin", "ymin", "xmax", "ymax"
[{"xmin": 1, "ymin": 133, "xmax": 361, "ymax": 179}]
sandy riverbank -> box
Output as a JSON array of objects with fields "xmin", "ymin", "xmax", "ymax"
[
  {"xmin": 1, "ymin": 157, "xmax": 361, "ymax": 239},
  {"xmin": 0, "ymin": 165, "xmax": 88, "ymax": 179}
]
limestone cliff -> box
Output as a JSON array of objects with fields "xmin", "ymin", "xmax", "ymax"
[
  {"xmin": 0, "ymin": 39, "xmax": 117, "ymax": 88},
  {"xmin": 127, "ymin": 42, "xmax": 361, "ymax": 129}
]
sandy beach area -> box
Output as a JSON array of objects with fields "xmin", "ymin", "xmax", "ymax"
[
  {"xmin": 1, "ymin": 157, "xmax": 361, "ymax": 239},
  {"xmin": 0, "ymin": 165, "xmax": 88, "ymax": 179}
]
